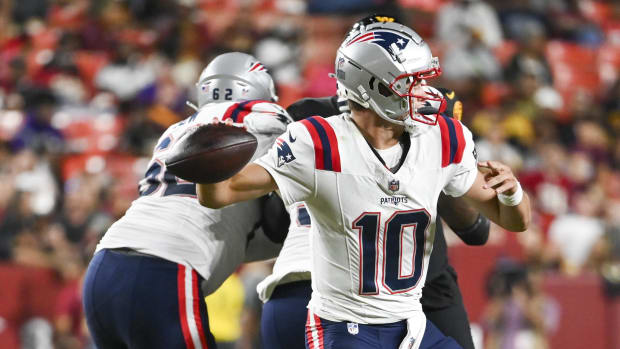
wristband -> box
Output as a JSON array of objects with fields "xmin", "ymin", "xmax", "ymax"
[{"xmin": 497, "ymin": 181, "xmax": 523, "ymax": 206}]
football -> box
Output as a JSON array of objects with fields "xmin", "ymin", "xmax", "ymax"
[{"xmin": 165, "ymin": 123, "xmax": 258, "ymax": 183}]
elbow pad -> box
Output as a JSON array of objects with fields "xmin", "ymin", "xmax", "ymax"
[
  {"xmin": 260, "ymin": 193, "xmax": 290, "ymax": 244},
  {"xmin": 454, "ymin": 214, "xmax": 490, "ymax": 246}
]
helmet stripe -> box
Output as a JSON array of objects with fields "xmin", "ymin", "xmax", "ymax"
[
  {"xmin": 346, "ymin": 32, "xmax": 374, "ymax": 46},
  {"xmin": 249, "ymin": 62, "xmax": 264, "ymax": 72}
]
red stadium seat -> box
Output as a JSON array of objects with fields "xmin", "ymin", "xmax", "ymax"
[
  {"xmin": 580, "ymin": 1, "xmax": 611, "ymax": 26},
  {"xmin": 598, "ymin": 43, "xmax": 620, "ymax": 87},
  {"xmin": 59, "ymin": 113, "xmax": 125, "ymax": 155},
  {"xmin": 546, "ymin": 41, "xmax": 602, "ymax": 115},
  {"xmin": 74, "ymin": 51, "xmax": 109, "ymax": 89},
  {"xmin": 546, "ymin": 41, "xmax": 598, "ymax": 66},
  {"xmin": 398, "ymin": 0, "xmax": 447, "ymax": 12}
]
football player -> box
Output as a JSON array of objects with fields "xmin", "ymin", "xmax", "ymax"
[
  {"xmin": 258, "ymin": 86, "xmax": 489, "ymax": 349},
  {"xmin": 82, "ymin": 52, "xmax": 291, "ymax": 349},
  {"xmin": 197, "ymin": 20, "xmax": 530, "ymax": 349}
]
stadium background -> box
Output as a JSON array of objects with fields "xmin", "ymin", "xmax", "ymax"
[{"xmin": 0, "ymin": 0, "xmax": 618, "ymax": 348}]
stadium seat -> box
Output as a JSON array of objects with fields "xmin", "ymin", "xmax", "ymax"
[
  {"xmin": 398, "ymin": 0, "xmax": 447, "ymax": 12},
  {"xmin": 546, "ymin": 41, "xmax": 601, "ymax": 113},
  {"xmin": 74, "ymin": 51, "xmax": 109, "ymax": 90}
]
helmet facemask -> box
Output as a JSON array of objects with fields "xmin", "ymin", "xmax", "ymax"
[{"xmin": 388, "ymin": 57, "xmax": 442, "ymax": 126}]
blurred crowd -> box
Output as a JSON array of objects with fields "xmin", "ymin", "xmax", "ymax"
[{"xmin": 0, "ymin": 0, "xmax": 618, "ymax": 348}]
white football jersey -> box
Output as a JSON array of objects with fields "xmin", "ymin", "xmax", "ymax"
[
  {"xmin": 255, "ymin": 113, "xmax": 477, "ymax": 324},
  {"xmin": 97, "ymin": 100, "xmax": 290, "ymax": 295},
  {"xmin": 256, "ymin": 202, "xmax": 313, "ymax": 302}
]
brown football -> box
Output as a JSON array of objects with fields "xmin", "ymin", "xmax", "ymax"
[{"xmin": 165, "ymin": 124, "xmax": 257, "ymax": 183}]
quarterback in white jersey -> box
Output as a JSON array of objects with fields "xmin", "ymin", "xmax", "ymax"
[
  {"xmin": 197, "ymin": 22, "xmax": 530, "ymax": 349},
  {"xmin": 254, "ymin": 111, "xmax": 477, "ymax": 323},
  {"xmin": 83, "ymin": 52, "xmax": 290, "ymax": 349}
]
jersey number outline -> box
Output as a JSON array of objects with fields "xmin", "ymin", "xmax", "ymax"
[
  {"xmin": 139, "ymin": 135, "xmax": 196, "ymax": 198},
  {"xmin": 353, "ymin": 209, "xmax": 429, "ymax": 295}
]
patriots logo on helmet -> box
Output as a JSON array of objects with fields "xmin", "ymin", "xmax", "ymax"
[
  {"xmin": 276, "ymin": 138, "xmax": 296, "ymax": 167},
  {"xmin": 346, "ymin": 31, "xmax": 409, "ymax": 60}
]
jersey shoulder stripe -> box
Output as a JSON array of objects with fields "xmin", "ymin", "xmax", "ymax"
[
  {"xmin": 222, "ymin": 100, "xmax": 267, "ymax": 123},
  {"xmin": 300, "ymin": 116, "xmax": 341, "ymax": 172},
  {"xmin": 438, "ymin": 114, "xmax": 466, "ymax": 167}
]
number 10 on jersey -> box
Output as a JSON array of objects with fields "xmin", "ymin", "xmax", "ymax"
[{"xmin": 353, "ymin": 210, "xmax": 430, "ymax": 295}]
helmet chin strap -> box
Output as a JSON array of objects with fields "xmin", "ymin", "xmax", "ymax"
[{"xmin": 186, "ymin": 100, "xmax": 199, "ymax": 111}]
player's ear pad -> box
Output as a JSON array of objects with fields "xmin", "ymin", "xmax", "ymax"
[{"xmin": 260, "ymin": 193, "xmax": 291, "ymax": 244}]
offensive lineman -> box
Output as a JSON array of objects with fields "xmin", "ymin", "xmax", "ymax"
[
  {"xmin": 82, "ymin": 52, "xmax": 291, "ymax": 349},
  {"xmin": 198, "ymin": 21, "xmax": 530, "ymax": 349}
]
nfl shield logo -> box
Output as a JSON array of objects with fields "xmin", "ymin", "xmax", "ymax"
[
  {"xmin": 347, "ymin": 323, "xmax": 359, "ymax": 335},
  {"xmin": 388, "ymin": 179, "xmax": 399, "ymax": 192}
]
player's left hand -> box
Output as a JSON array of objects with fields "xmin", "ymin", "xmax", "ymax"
[{"xmin": 478, "ymin": 160, "xmax": 519, "ymax": 195}]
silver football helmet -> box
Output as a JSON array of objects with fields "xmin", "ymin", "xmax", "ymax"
[
  {"xmin": 196, "ymin": 52, "xmax": 278, "ymax": 108},
  {"xmin": 335, "ymin": 20, "xmax": 442, "ymax": 130}
]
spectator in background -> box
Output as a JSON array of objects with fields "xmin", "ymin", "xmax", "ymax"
[
  {"xmin": 59, "ymin": 173, "xmax": 111, "ymax": 246},
  {"xmin": 547, "ymin": 188, "xmax": 606, "ymax": 275},
  {"xmin": 601, "ymin": 199, "xmax": 620, "ymax": 297},
  {"xmin": 474, "ymin": 109, "xmax": 524, "ymax": 171},
  {"xmin": 483, "ymin": 260, "xmax": 559, "ymax": 349},
  {"xmin": 505, "ymin": 22, "xmax": 553, "ymax": 86},
  {"xmin": 95, "ymin": 42, "xmax": 156, "ymax": 102},
  {"xmin": 436, "ymin": 0, "xmax": 503, "ymax": 49},
  {"xmin": 10, "ymin": 90, "xmax": 64, "ymax": 154},
  {"xmin": 437, "ymin": 0, "xmax": 503, "ymax": 82},
  {"xmin": 520, "ymin": 142, "xmax": 575, "ymax": 232}
]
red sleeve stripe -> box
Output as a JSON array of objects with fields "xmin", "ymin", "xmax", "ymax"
[
  {"xmin": 437, "ymin": 115, "xmax": 451, "ymax": 167},
  {"xmin": 221, "ymin": 100, "xmax": 266, "ymax": 123},
  {"xmin": 222, "ymin": 102, "xmax": 240, "ymax": 121},
  {"xmin": 313, "ymin": 116, "xmax": 341, "ymax": 172},
  {"xmin": 300, "ymin": 116, "xmax": 341, "ymax": 172},
  {"xmin": 300, "ymin": 118, "xmax": 324, "ymax": 171},
  {"xmin": 452, "ymin": 117, "xmax": 466, "ymax": 164},
  {"xmin": 438, "ymin": 115, "xmax": 465, "ymax": 167}
]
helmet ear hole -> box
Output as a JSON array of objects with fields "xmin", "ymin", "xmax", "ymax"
[{"xmin": 368, "ymin": 77, "xmax": 376, "ymax": 90}]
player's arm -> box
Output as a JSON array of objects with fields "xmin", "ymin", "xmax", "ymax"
[
  {"xmin": 438, "ymin": 194, "xmax": 490, "ymax": 245},
  {"xmin": 199, "ymin": 120, "xmax": 315, "ymax": 210},
  {"xmin": 197, "ymin": 163, "xmax": 276, "ymax": 209},
  {"xmin": 462, "ymin": 161, "xmax": 530, "ymax": 232}
]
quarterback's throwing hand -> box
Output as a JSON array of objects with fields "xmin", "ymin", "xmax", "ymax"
[{"xmin": 478, "ymin": 161, "xmax": 519, "ymax": 195}]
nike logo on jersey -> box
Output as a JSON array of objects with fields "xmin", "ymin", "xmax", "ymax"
[{"xmin": 288, "ymin": 132, "xmax": 296, "ymax": 143}]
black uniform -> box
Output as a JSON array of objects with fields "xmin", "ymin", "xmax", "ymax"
[{"xmin": 280, "ymin": 96, "xmax": 489, "ymax": 349}]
